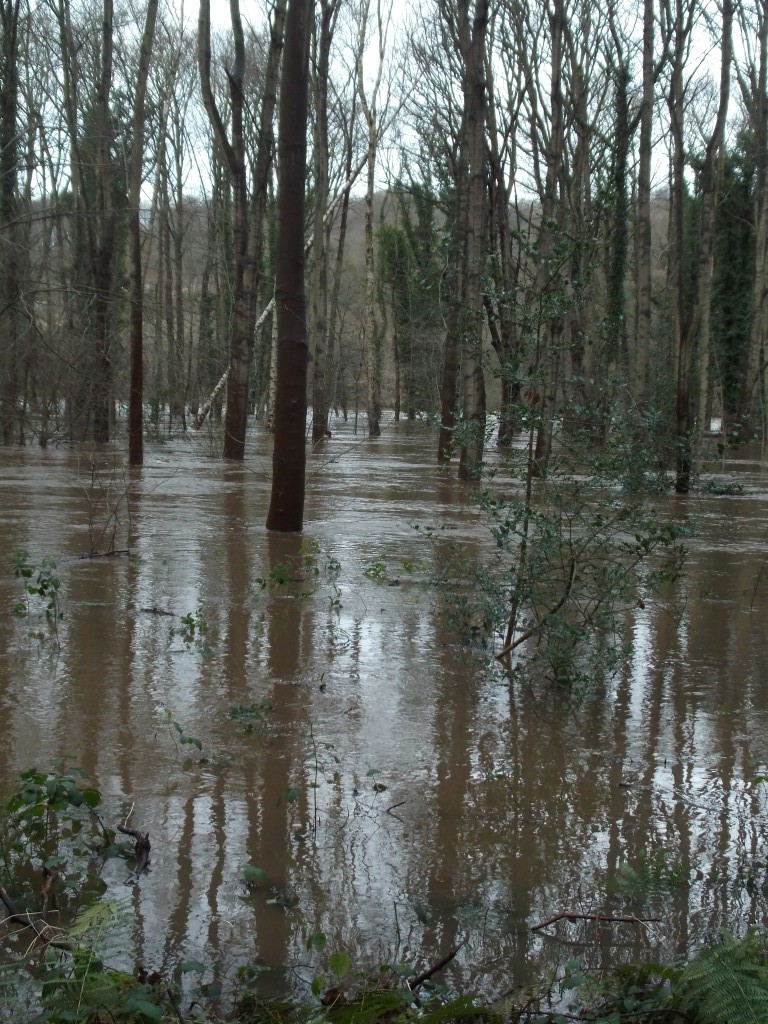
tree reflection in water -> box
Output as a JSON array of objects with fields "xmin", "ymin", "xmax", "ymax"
[{"xmin": 0, "ymin": 427, "xmax": 767, "ymax": 996}]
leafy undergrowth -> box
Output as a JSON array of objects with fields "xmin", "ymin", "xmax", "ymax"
[
  {"xmin": 2, "ymin": 934, "xmax": 768, "ymax": 1024},
  {"xmin": 2, "ymin": 763, "xmax": 768, "ymax": 1023}
]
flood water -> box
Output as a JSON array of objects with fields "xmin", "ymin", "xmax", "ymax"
[{"xmin": 1, "ymin": 421, "xmax": 768, "ymax": 1002}]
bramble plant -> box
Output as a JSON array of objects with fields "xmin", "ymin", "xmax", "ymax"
[
  {"xmin": 229, "ymin": 700, "xmax": 275, "ymax": 735},
  {"xmin": 171, "ymin": 607, "xmax": 211, "ymax": 654},
  {"xmin": 253, "ymin": 546, "xmax": 345, "ymax": 604},
  {"xmin": 11, "ymin": 548, "xmax": 63, "ymax": 622},
  {"xmin": 163, "ymin": 709, "xmax": 204, "ymax": 754},
  {"xmin": 364, "ymin": 557, "xmax": 388, "ymax": 581},
  {"xmin": 0, "ymin": 761, "xmax": 111, "ymax": 941}
]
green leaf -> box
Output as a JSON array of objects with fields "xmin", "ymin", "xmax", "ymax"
[
  {"xmin": 329, "ymin": 951, "xmax": 350, "ymax": 981},
  {"xmin": 306, "ymin": 931, "xmax": 327, "ymax": 953},
  {"xmin": 65, "ymin": 787, "xmax": 83, "ymax": 808},
  {"xmin": 179, "ymin": 960, "xmax": 206, "ymax": 974},
  {"xmin": 242, "ymin": 865, "xmax": 268, "ymax": 885},
  {"xmin": 68, "ymin": 900, "xmax": 120, "ymax": 937},
  {"xmin": 414, "ymin": 904, "xmax": 432, "ymax": 925},
  {"xmin": 277, "ymin": 786, "xmax": 302, "ymax": 806},
  {"xmin": 123, "ymin": 996, "xmax": 163, "ymax": 1021}
]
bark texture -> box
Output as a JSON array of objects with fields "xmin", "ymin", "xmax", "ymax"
[{"xmin": 266, "ymin": 0, "xmax": 312, "ymax": 532}]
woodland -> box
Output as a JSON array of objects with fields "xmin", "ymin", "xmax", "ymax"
[
  {"xmin": 3, "ymin": 0, "xmax": 768, "ymax": 1018},
  {"xmin": 0, "ymin": 0, "xmax": 765, "ymax": 509}
]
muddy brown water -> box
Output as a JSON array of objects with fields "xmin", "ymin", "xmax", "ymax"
[{"xmin": 1, "ymin": 422, "xmax": 768, "ymax": 1001}]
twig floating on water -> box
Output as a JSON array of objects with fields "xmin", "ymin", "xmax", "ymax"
[{"xmin": 531, "ymin": 911, "xmax": 662, "ymax": 932}]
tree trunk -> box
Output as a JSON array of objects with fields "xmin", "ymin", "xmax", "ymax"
[
  {"xmin": 436, "ymin": 1, "xmax": 469, "ymax": 465},
  {"xmin": 458, "ymin": 0, "xmax": 489, "ymax": 481},
  {"xmin": 668, "ymin": 0, "xmax": 731, "ymax": 491},
  {"xmin": 530, "ymin": 0, "xmax": 566, "ymax": 479},
  {"xmin": 694, "ymin": 0, "xmax": 732, "ymax": 440},
  {"xmin": 485, "ymin": 53, "xmax": 523, "ymax": 449},
  {"xmin": 127, "ymin": 0, "xmax": 159, "ymax": 465},
  {"xmin": 310, "ymin": 0, "xmax": 338, "ymax": 444},
  {"xmin": 91, "ymin": 0, "xmax": 115, "ymax": 445},
  {"xmin": 737, "ymin": 1, "xmax": 768, "ymax": 438},
  {"xmin": 634, "ymin": 0, "xmax": 654, "ymax": 407},
  {"xmin": 266, "ymin": 0, "xmax": 312, "ymax": 532},
  {"xmin": 327, "ymin": 144, "xmax": 354, "ymax": 422},
  {"xmin": 362, "ymin": 123, "xmax": 382, "ymax": 437},
  {"xmin": 198, "ymin": 0, "xmax": 285, "ymax": 459},
  {"xmin": 0, "ymin": 0, "xmax": 22, "ymax": 444}
]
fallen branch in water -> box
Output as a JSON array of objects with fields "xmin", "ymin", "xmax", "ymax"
[
  {"xmin": 117, "ymin": 825, "xmax": 151, "ymax": 885},
  {"xmin": 531, "ymin": 911, "xmax": 662, "ymax": 932},
  {"xmin": 77, "ymin": 549, "xmax": 130, "ymax": 560},
  {"xmin": 410, "ymin": 939, "xmax": 467, "ymax": 990},
  {"xmin": 192, "ymin": 364, "xmax": 233, "ymax": 430},
  {"xmin": 0, "ymin": 882, "xmax": 76, "ymax": 950}
]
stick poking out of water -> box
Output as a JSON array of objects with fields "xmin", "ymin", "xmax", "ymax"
[{"xmin": 410, "ymin": 938, "xmax": 468, "ymax": 990}]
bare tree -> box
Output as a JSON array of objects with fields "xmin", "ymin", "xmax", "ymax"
[
  {"xmin": 661, "ymin": 0, "xmax": 731, "ymax": 491},
  {"xmin": 198, "ymin": 0, "xmax": 286, "ymax": 459},
  {"xmin": 309, "ymin": 0, "xmax": 341, "ymax": 445},
  {"xmin": 355, "ymin": 0, "xmax": 399, "ymax": 439}
]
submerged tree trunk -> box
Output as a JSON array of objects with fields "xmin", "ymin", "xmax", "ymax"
[
  {"xmin": 266, "ymin": 0, "xmax": 311, "ymax": 532},
  {"xmin": 530, "ymin": 0, "xmax": 566, "ymax": 479},
  {"xmin": 0, "ymin": 0, "xmax": 22, "ymax": 444},
  {"xmin": 458, "ymin": 0, "xmax": 489, "ymax": 481},
  {"xmin": 127, "ymin": 0, "xmax": 159, "ymax": 465},
  {"xmin": 668, "ymin": 0, "xmax": 731, "ymax": 491},
  {"xmin": 309, "ymin": 0, "xmax": 339, "ymax": 445},
  {"xmin": 694, "ymin": 0, "xmax": 731, "ymax": 442},
  {"xmin": 436, "ymin": 0, "xmax": 468, "ymax": 465},
  {"xmin": 737, "ymin": 1, "xmax": 768, "ymax": 438},
  {"xmin": 634, "ymin": 0, "xmax": 654, "ymax": 408},
  {"xmin": 485, "ymin": 47, "xmax": 523, "ymax": 449},
  {"xmin": 91, "ymin": 0, "xmax": 116, "ymax": 445},
  {"xmin": 356, "ymin": 0, "xmax": 391, "ymax": 440}
]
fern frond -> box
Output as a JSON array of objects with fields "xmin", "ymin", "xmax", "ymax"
[{"xmin": 681, "ymin": 933, "xmax": 768, "ymax": 1024}]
